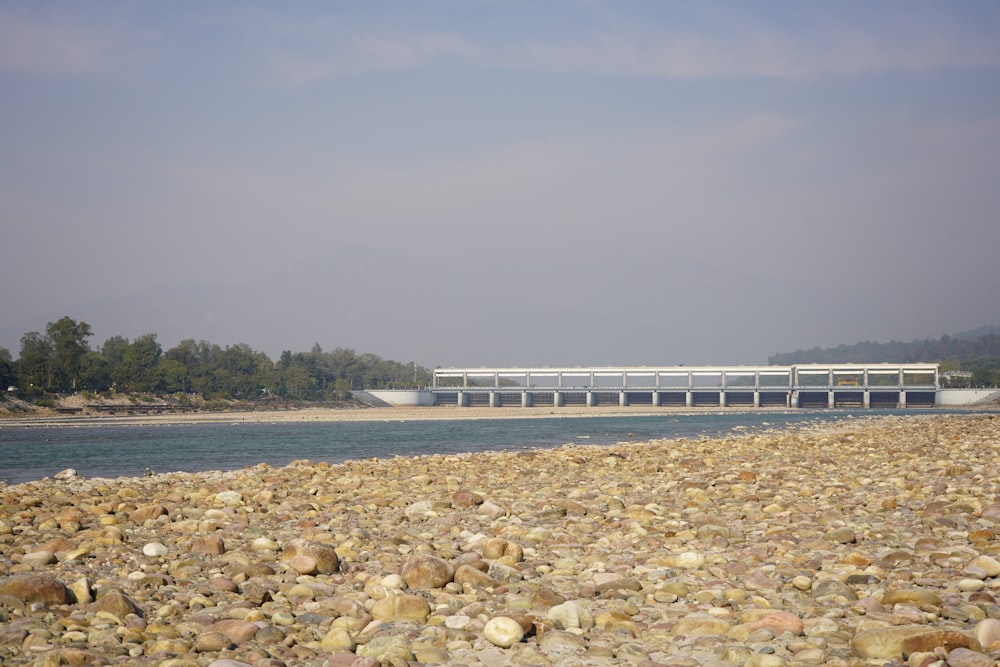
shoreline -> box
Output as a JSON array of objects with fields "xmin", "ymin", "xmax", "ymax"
[
  {"xmin": 0, "ymin": 403, "xmax": 816, "ymax": 428},
  {"xmin": 0, "ymin": 403, "xmax": 987, "ymax": 429}
]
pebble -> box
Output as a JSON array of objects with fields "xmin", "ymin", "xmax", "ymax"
[
  {"xmin": 1, "ymin": 414, "xmax": 1000, "ymax": 667},
  {"xmin": 484, "ymin": 616, "xmax": 525, "ymax": 647}
]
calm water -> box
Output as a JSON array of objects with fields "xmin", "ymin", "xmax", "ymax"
[{"xmin": 0, "ymin": 409, "xmax": 943, "ymax": 485}]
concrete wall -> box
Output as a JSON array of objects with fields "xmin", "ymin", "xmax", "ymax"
[
  {"xmin": 937, "ymin": 388, "xmax": 1000, "ymax": 406},
  {"xmin": 366, "ymin": 390, "xmax": 436, "ymax": 407}
]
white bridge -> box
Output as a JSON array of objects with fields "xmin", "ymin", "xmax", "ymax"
[{"xmin": 421, "ymin": 363, "xmax": 941, "ymax": 409}]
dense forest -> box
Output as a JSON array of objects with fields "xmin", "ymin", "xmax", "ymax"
[
  {"xmin": 0, "ymin": 316, "xmax": 431, "ymax": 403},
  {"xmin": 768, "ymin": 330, "xmax": 1000, "ymax": 386}
]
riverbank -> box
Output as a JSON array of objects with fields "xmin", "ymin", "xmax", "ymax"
[
  {"xmin": 0, "ymin": 404, "xmax": 790, "ymax": 428},
  {"xmin": 2, "ymin": 413, "xmax": 1000, "ymax": 666}
]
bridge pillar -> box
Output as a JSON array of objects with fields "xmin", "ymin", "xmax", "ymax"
[
  {"xmin": 554, "ymin": 391, "xmax": 563, "ymax": 407},
  {"xmin": 685, "ymin": 391, "xmax": 693, "ymax": 408},
  {"xmin": 753, "ymin": 391, "xmax": 760, "ymax": 408},
  {"xmin": 828, "ymin": 391, "xmax": 835, "ymax": 409},
  {"xmin": 899, "ymin": 391, "xmax": 907, "ymax": 408},
  {"xmin": 652, "ymin": 391, "xmax": 660, "ymax": 406},
  {"xmin": 790, "ymin": 392, "xmax": 798, "ymax": 408},
  {"xmin": 719, "ymin": 391, "xmax": 726, "ymax": 408},
  {"xmin": 457, "ymin": 391, "xmax": 468, "ymax": 407},
  {"xmin": 490, "ymin": 391, "xmax": 499, "ymax": 408},
  {"xmin": 522, "ymin": 391, "xmax": 531, "ymax": 408},
  {"xmin": 620, "ymin": 391, "xmax": 628, "ymax": 407},
  {"xmin": 863, "ymin": 391, "xmax": 870, "ymax": 409},
  {"xmin": 586, "ymin": 391, "xmax": 595, "ymax": 407}
]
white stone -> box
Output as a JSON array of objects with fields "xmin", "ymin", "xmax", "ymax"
[
  {"xmin": 142, "ymin": 542, "xmax": 168, "ymax": 557},
  {"xmin": 483, "ymin": 616, "xmax": 524, "ymax": 648},
  {"xmin": 547, "ymin": 600, "xmax": 594, "ymax": 631}
]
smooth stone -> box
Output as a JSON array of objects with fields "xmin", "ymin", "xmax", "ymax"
[
  {"xmin": 852, "ymin": 626, "xmax": 930, "ymax": 658},
  {"xmin": 614, "ymin": 642, "xmax": 649, "ymax": 661},
  {"xmin": 194, "ymin": 631, "xmax": 232, "ymax": 652},
  {"xmin": 68, "ymin": 577, "xmax": 92, "ymax": 605},
  {"xmin": 454, "ymin": 563, "xmax": 499, "ymax": 589},
  {"xmin": 748, "ymin": 611, "xmax": 804, "ymax": 637},
  {"xmin": 250, "ymin": 537, "xmax": 279, "ymax": 553},
  {"xmin": 0, "ymin": 573, "xmax": 71, "ymax": 605},
  {"xmin": 484, "ymin": 616, "xmax": 524, "ymax": 647},
  {"xmin": 973, "ymin": 618, "xmax": 1000, "ymax": 649},
  {"xmin": 143, "ymin": 542, "xmax": 168, "ymax": 557},
  {"xmin": 21, "ymin": 550, "xmax": 57, "ymax": 567},
  {"xmin": 595, "ymin": 610, "xmax": 640, "ymax": 636},
  {"xmin": 355, "ymin": 635, "xmax": 414, "ymax": 663},
  {"xmin": 667, "ymin": 551, "xmax": 706, "ymax": 569},
  {"xmin": 482, "ymin": 537, "xmax": 524, "ymax": 562},
  {"xmin": 287, "ymin": 554, "xmax": 318, "ymax": 575},
  {"xmin": 959, "ymin": 578, "xmax": 986, "ymax": 592},
  {"xmin": 882, "ymin": 589, "xmax": 942, "ymax": 607},
  {"xmin": 901, "ymin": 630, "xmax": 979, "ymax": 655},
  {"xmin": 205, "ymin": 619, "xmax": 259, "ymax": 644},
  {"xmin": 92, "ymin": 589, "xmax": 141, "ymax": 619},
  {"xmin": 319, "ymin": 626, "xmax": 355, "ymax": 652},
  {"xmin": 191, "ymin": 534, "xmax": 226, "ymax": 555},
  {"xmin": 946, "ymin": 647, "xmax": 995, "ymax": 667},
  {"xmin": 280, "ymin": 538, "xmax": 339, "ymax": 574},
  {"xmin": 370, "ymin": 593, "xmax": 431, "ymax": 622},
  {"xmin": 972, "ymin": 555, "xmax": 1000, "ymax": 577},
  {"xmin": 672, "ymin": 615, "xmax": 732, "ymax": 637},
  {"xmin": 547, "ymin": 600, "xmax": 594, "ymax": 631},
  {"xmin": 400, "ymin": 553, "xmax": 455, "ymax": 588}
]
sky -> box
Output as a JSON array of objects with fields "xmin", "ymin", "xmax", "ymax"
[{"xmin": 2, "ymin": 0, "xmax": 999, "ymax": 367}]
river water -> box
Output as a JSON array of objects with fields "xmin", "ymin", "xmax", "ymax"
[{"xmin": 0, "ymin": 409, "xmax": 947, "ymax": 485}]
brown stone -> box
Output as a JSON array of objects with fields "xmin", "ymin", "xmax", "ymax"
[
  {"xmin": 280, "ymin": 538, "xmax": 339, "ymax": 574},
  {"xmin": 370, "ymin": 594, "xmax": 431, "ymax": 622},
  {"xmin": 900, "ymin": 631, "xmax": 979, "ymax": 656},
  {"xmin": 191, "ymin": 534, "xmax": 226, "ymax": 555},
  {"xmin": 454, "ymin": 563, "xmax": 498, "ymax": 589},
  {"xmin": 400, "ymin": 554, "xmax": 454, "ymax": 589},
  {"xmin": 747, "ymin": 611, "xmax": 804, "ymax": 637},
  {"xmin": 452, "ymin": 489, "xmax": 484, "ymax": 508},
  {"xmin": 92, "ymin": 589, "xmax": 142, "ymax": 619},
  {"xmin": 0, "ymin": 573, "xmax": 71, "ymax": 605},
  {"xmin": 882, "ymin": 589, "xmax": 942, "ymax": 607},
  {"xmin": 129, "ymin": 504, "xmax": 167, "ymax": 522},
  {"xmin": 194, "ymin": 631, "xmax": 232, "ymax": 652},
  {"xmin": 206, "ymin": 618, "xmax": 260, "ymax": 644}
]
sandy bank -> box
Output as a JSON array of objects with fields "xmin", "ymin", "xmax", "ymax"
[{"xmin": 0, "ymin": 404, "xmax": 783, "ymax": 428}]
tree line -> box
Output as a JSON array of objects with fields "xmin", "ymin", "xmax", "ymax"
[
  {"xmin": 0, "ymin": 316, "xmax": 431, "ymax": 402},
  {"xmin": 768, "ymin": 333, "xmax": 1000, "ymax": 386}
]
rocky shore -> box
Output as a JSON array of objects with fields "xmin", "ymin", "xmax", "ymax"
[{"xmin": 2, "ymin": 414, "xmax": 1000, "ymax": 667}]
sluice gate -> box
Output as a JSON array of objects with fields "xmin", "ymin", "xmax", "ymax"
[{"xmin": 430, "ymin": 364, "xmax": 940, "ymax": 409}]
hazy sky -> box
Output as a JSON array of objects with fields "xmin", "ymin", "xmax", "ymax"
[{"xmin": 2, "ymin": 1, "xmax": 999, "ymax": 367}]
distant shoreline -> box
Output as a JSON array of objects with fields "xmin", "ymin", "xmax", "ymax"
[{"xmin": 0, "ymin": 403, "xmax": 989, "ymax": 429}]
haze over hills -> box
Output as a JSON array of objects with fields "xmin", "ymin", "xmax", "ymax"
[{"xmin": 769, "ymin": 327, "xmax": 1000, "ymax": 365}]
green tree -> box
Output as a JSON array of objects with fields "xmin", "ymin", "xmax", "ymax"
[
  {"xmin": 45, "ymin": 317, "xmax": 93, "ymax": 392},
  {"xmin": 0, "ymin": 347, "xmax": 16, "ymax": 390},
  {"xmin": 158, "ymin": 358, "xmax": 190, "ymax": 393},
  {"xmin": 78, "ymin": 350, "xmax": 111, "ymax": 391},
  {"xmin": 17, "ymin": 332, "xmax": 53, "ymax": 393},
  {"xmin": 114, "ymin": 334, "xmax": 163, "ymax": 392}
]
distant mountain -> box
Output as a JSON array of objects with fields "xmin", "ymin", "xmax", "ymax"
[
  {"xmin": 952, "ymin": 325, "xmax": 1000, "ymax": 340},
  {"xmin": 768, "ymin": 329, "xmax": 1000, "ymax": 365}
]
